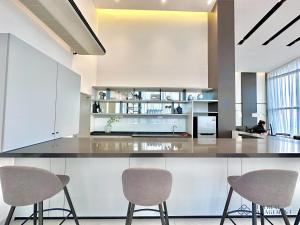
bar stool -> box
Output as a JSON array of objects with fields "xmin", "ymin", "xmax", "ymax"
[
  {"xmin": 0, "ymin": 166, "xmax": 79, "ymax": 225},
  {"xmin": 122, "ymin": 168, "xmax": 172, "ymax": 225},
  {"xmin": 220, "ymin": 169, "xmax": 298, "ymax": 225}
]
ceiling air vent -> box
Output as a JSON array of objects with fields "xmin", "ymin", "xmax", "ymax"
[{"xmin": 19, "ymin": 0, "xmax": 106, "ymax": 55}]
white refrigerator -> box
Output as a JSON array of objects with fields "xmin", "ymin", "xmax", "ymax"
[{"xmin": 197, "ymin": 116, "xmax": 217, "ymax": 138}]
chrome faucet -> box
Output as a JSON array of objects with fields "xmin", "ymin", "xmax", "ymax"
[{"xmin": 172, "ymin": 125, "xmax": 178, "ymax": 135}]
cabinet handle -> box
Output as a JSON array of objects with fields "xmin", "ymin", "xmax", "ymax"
[
  {"xmin": 51, "ymin": 132, "xmax": 55, "ymax": 135},
  {"xmin": 56, "ymin": 131, "xmax": 59, "ymax": 134}
]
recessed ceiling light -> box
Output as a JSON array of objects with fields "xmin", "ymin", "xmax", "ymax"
[
  {"xmin": 114, "ymin": 0, "xmax": 120, "ymax": 3},
  {"xmin": 161, "ymin": 0, "xmax": 167, "ymax": 4},
  {"xmin": 207, "ymin": 0, "xmax": 214, "ymax": 5}
]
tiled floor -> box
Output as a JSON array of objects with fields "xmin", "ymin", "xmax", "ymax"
[{"xmin": 11, "ymin": 218, "xmax": 295, "ymax": 225}]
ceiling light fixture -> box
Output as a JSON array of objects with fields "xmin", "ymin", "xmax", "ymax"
[
  {"xmin": 207, "ymin": 0, "xmax": 214, "ymax": 5},
  {"xmin": 238, "ymin": 0, "xmax": 286, "ymax": 45},
  {"xmin": 161, "ymin": 0, "xmax": 167, "ymax": 4}
]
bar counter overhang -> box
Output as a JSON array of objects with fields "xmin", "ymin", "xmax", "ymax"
[
  {"xmin": 1, "ymin": 136, "xmax": 300, "ymax": 158},
  {"xmin": 1, "ymin": 136, "xmax": 300, "ymax": 218}
]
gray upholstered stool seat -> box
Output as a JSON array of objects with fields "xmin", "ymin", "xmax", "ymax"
[
  {"xmin": 122, "ymin": 168, "xmax": 172, "ymax": 225},
  {"xmin": 57, "ymin": 175, "xmax": 70, "ymax": 187},
  {"xmin": 221, "ymin": 169, "xmax": 298, "ymax": 225},
  {"xmin": 0, "ymin": 166, "xmax": 79, "ymax": 225},
  {"xmin": 227, "ymin": 176, "xmax": 240, "ymax": 186}
]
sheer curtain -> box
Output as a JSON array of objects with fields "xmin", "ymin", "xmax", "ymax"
[{"xmin": 267, "ymin": 57, "xmax": 300, "ymax": 136}]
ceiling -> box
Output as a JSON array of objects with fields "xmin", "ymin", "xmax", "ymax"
[
  {"xmin": 94, "ymin": 0, "xmax": 300, "ymax": 72},
  {"xmin": 235, "ymin": 0, "xmax": 300, "ymax": 72},
  {"xmin": 94, "ymin": 0, "xmax": 215, "ymax": 12}
]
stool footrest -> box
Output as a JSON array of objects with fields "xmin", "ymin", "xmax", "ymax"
[
  {"xmin": 226, "ymin": 209, "xmax": 274, "ymax": 225},
  {"xmin": 21, "ymin": 208, "xmax": 72, "ymax": 225},
  {"xmin": 134, "ymin": 209, "xmax": 166, "ymax": 214}
]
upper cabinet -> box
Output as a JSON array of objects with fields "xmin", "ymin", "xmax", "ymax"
[
  {"xmin": 55, "ymin": 64, "xmax": 81, "ymax": 138},
  {"xmin": 0, "ymin": 34, "xmax": 81, "ymax": 152},
  {"xmin": 18, "ymin": 0, "xmax": 106, "ymax": 55}
]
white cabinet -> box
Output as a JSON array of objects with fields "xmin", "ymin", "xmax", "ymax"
[
  {"xmin": 3, "ymin": 35, "xmax": 57, "ymax": 151},
  {"xmin": 0, "ymin": 34, "xmax": 81, "ymax": 152},
  {"xmin": 55, "ymin": 64, "xmax": 81, "ymax": 138}
]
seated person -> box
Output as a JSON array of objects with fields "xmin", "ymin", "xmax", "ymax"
[{"xmin": 251, "ymin": 120, "xmax": 268, "ymax": 134}]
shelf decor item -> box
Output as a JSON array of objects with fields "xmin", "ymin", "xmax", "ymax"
[
  {"xmin": 92, "ymin": 102, "xmax": 101, "ymax": 113},
  {"xmin": 105, "ymin": 115, "xmax": 121, "ymax": 133},
  {"xmin": 99, "ymin": 91, "xmax": 106, "ymax": 100},
  {"xmin": 176, "ymin": 105, "xmax": 183, "ymax": 114}
]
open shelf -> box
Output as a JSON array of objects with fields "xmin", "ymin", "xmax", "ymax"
[
  {"xmin": 91, "ymin": 113, "xmax": 189, "ymax": 117},
  {"xmin": 193, "ymin": 112, "xmax": 219, "ymax": 114},
  {"xmin": 91, "ymin": 99, "xmax": 190, "ymax": 103},
  {"xmin": 192, "ymin": 100, "xmax": 218, "ymax": 103}
]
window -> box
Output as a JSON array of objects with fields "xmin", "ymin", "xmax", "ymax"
[{"xmin": 267, "ymin": 58, "xmax": 300, "ymax": 136}]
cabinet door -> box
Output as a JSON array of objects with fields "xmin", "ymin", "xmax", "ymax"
[
  {"xmin": 55, "ymin": 64, "xmax": 81, "ymax": 138},
  {"xmin": 3, "ymin": 35, "xmax": 57, "ymax": 151}
]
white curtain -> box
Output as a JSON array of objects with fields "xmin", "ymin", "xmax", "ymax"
[{"xmin": 267, "ymin": 58, "xmax": 300, "ymax": 135}]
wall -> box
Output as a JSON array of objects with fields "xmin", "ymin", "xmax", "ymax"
[
  {"xmin": 96, "ymin": 9, "xmax": 208, "ymax": 88},
  {"xmin": 0, "ymin": 0, "xmax": 99, "ymax": 95},
  {"xmin": 235, "ymin": 72, "xmax": 267, "ymax": 127}
]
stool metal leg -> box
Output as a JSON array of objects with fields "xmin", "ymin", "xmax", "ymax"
[
  {"xmin": 38, "ymin": 202, "xmax": 43, "ymax": 225},
  {"xmin": 126, "ymin": 203, "xmax": 135, "ymax": 225},
  {"xmin": 125, "ymin": 202, "xmax": 134, "ymax": 225},
  {"xmin": 64, "ymin": 187, "xmax": 80, "ymax": 225},
  {"xmin": 220, "ymin": 187, "xmax": 233, "ymax": 225},
  {"xmin": 294, "ymin": 209, "xmax": 300, "ymax": 225},
  {"xmin": 163, "ymin": 201, "xmax": 170, "ymax": 225},
  {"xmin": 4, "ymin": 206, "xmax": 15, "ymax": 225},
  {"xmin": 252, "ymin": 203, "xmax": 257, "ymax": 225},
  {"xmin": 33, "ymin": 204, "xmax": 38, "ymax": 225},
  {"xmin": 159, "ymin": 204, "xmax": 166, "ymax": 225},
  {"xmin": 260, "ymin": 205, "xmax": 265, "ymax": 225},
  {"xmin": 280, "ymin": 208, "xmax": 290, "ymax": 225}
]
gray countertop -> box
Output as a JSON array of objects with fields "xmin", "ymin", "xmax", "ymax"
[{"xmin": 1, "ymin": 136, "xmax": 300, "ymax": 158}]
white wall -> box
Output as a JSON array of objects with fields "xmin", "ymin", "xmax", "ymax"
[
  {"xmin": 0, "ymin": 0, "xmax": 99, "ymax": 95},
  {"xmin": 97, "ymin": 10, "xmax": 208, "ymax": 88}
]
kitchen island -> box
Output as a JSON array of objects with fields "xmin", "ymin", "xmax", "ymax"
[{"xmin": 1, "ymin": 137, "xmax": 300, "ymax": 218}]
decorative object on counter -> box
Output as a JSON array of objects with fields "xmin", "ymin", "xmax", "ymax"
[
  {"xmin": 99, "ymin": 92, "xmax": 106, "ymax": 100},
  {"xmin": 92, "ymin": 102, "xmax": 101, "ymax": 113},
  {"xmin": 105, "ymin": 115, "xmax": 121, "ymax": 133}
]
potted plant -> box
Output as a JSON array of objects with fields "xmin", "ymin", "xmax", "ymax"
[{"xmin": 105, "ymin": 116, "xmax": 121, "ymax": 133}]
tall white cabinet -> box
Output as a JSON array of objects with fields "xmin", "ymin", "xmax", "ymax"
[{"xmin": 0, "ymin": 34, "xmax": 81, "ymax": 152}]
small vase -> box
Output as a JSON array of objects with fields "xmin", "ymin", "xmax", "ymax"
[{"xmin": 105, "ymin": 125, "xmax": 112, "ymax": 134}]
